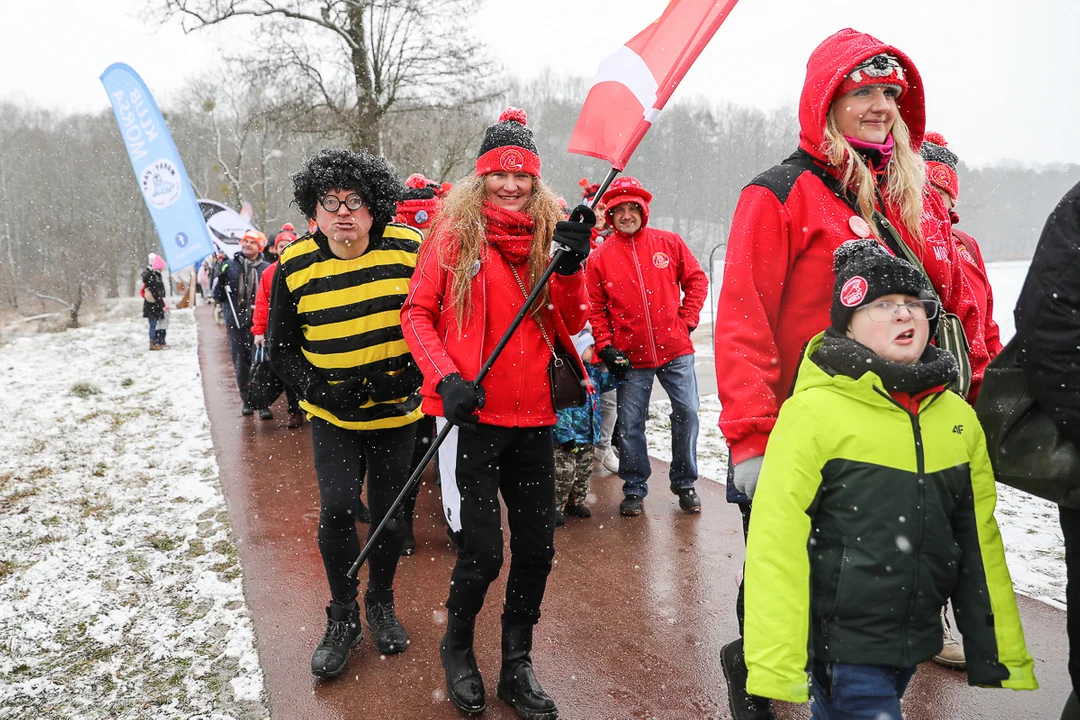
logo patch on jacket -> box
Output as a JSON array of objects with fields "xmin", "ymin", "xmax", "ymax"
[
  {"xmin": 840, "ymin": 276, "xmax": 868, "ymax": 306},
  {"xmin": 653, "ymin": 251, "xmax": 670, "ymax": 269}
]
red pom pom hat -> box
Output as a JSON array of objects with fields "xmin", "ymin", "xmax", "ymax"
[
  {"xmin": 835, "ymin": 52, "xmax": 909, "ymax": 99},
  {"xmin": 475, "ymin": 107, "xmax": 542, "ymax": 178},
  {"xmin": 395, "ymin": 173, "xmax": 444, "ymax": 229},
  {"xmin": 600, "ymin": 176, "xmax": 653, "ymax": 229}
]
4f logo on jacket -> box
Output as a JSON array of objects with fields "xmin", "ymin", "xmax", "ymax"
[{"xmin": 953, "ymin": 424, "xmax": 963, "ymax": 435}]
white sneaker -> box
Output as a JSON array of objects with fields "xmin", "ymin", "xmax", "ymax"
[{"xmin": 602, "ymin": 446, "xmax": 620, "ymax": 474}]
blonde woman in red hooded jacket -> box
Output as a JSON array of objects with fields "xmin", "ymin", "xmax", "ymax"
[{"xmin": 713, "ymin": 28, "xmax": 987, "ymax": 720}]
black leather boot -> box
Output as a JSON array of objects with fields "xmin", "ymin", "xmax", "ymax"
[
  {"xmin": 441, "ymin": 613, "xmax": 486, "ymax": 716},
  {"xmin": 496, "ymin": 619, "xmax": 558, "ymax": 720}
]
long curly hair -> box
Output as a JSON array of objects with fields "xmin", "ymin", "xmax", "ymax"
[
  {"xmin": 291, "ymin": 147, "xmax": 403, "ymax": 226},
  {"xmin": 431, "ymin": 174, "xmax": 563, "ymax": 326},
  {"xmin": 823, "ymin": 111, "xmax": 926, "ymax": 243}
]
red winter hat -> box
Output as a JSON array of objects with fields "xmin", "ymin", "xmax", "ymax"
[
  {"xmin": 275, "ymin": 230, "xmax": 297, "ymax": 250},
  {"xmin": 395, "ymin": 173, "xmax": 442, "ymax": 229},
  {"xmin": 920, "ymin": 131, "xmax": 960, "ymax": 201},
  {"xmin": 475, "ymin": 107, "xmax": 542, "ymax": 178},
  {"xmin": 601, "ymin": 176, "xmax": 652, "ymax": 229},
  {"xmin": 579, "ymin": 177, "xmax": 602, "ymax": 202},
  {"xmin": 835, "ymin": 52, "xmax": 909, "ymax": 100},
  {"xmin": 242, "ymin": 229, "xmax": 268, "ymax": 251}
]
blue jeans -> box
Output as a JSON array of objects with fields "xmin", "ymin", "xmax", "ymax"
[
  {"xmin": 810, "ymin": 662, "xmax": 917, "ymax": 720},
  {"xmin": 615, "ymin": 353, "xmax": 698, "ymax": 497},
  {"xmin": 147, "ymin": 317, "xmax": 158, "ymax": 341}
]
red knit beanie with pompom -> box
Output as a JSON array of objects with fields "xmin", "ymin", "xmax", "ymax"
[{"xmin": 475, "ymin": 107, "xmax": 541, "ymax": 178}]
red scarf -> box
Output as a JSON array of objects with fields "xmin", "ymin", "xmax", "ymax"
[{"xmin": 483, "ymin": 201, "xmax": 535, "ymax": 266}]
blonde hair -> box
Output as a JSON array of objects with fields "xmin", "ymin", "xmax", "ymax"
[
  {"xmin": 431, "ymin": 174, "xmax": 564, "ymax": 326},
  {"xmin": 823, "ymin": 111, "xmax": 926, "ymax": 243}
]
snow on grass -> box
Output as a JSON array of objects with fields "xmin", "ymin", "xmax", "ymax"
[
  {"xmin": 0, "ymin": 308, "xmax": 267, "ymax": 719},
  {"xmin": 646, "ymin": 391, "xmax": 1066, "ymax": 608}
]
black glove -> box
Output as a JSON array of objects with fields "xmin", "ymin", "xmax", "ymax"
[
  {"xmin": 599, "ymin": 346, "xmax": 633, "ymax": 380},
  {"xmin": 365, "ymin": 362, "xmax": 424, "ymax": 403},
  {"xmin": 436, "ymin": 373, "xmax": 486, "ymax": 426},
  {"xmin": 307, "ymin": 377, "xmax": 368, "ymax": 411},
  {"xmin": 552, "ymin": 205, "xmax": 596, "ymax": 275}
]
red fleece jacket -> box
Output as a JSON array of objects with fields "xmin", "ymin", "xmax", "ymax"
[{"xmin": 250, "ymin": 261, "xmax": 277, "ymax": 337}]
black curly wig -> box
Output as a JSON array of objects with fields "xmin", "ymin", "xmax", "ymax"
[{"xmin": 292, "ymin": 148, "xmax": 404, "ymax": 226}]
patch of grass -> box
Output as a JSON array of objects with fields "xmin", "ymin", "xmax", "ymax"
[
  {"xmin": 28, "ymin": 467, "xmax": 53, "ymax": 480},
  {"xmin": 0, "ymin": 559, "xmax": 19, "ymax": 581},
  {"xmin": 34, "ymin": 534, "xmax": 66, "ymax": 546},
  {"xmin": 147, "ymin": 534, "xmax": 179, "ymax": 552},
  {"xmin": 120, "ymin": 378, "xmax": 134, "ymax": 388},
  {"xmin": 70, "ymin": 382, "xmax": 101, "ymax": 399},
  {"xmin": 2, "ymin": 486, "xmax": 38, "ymax": 505},
  {"xmin": 92, "ymin": 462, "xmax": 108, "ymax": 478},
  {"xmin": 185, "ymin": 539, "xmax": 207, "ymax": 559},
  {"xmin": 41, "ymin": 516, "xmax": 61, "ymax": 527}
]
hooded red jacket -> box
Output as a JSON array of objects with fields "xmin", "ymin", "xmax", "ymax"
[
  {"xmin": 401, "ymin": 222, "xmax": 590, "ymax": 428},
  {"xmin": 587, "ymin": 182, "xmax": 709, "ymax": 369},
  {"xmin": 715, "ymin": 28, "xmax": 989, "ymax": 466}
]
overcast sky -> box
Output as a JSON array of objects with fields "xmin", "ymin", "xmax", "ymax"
[{"xmin": 3, "ymin": 0, "xmax": 1079, "ymax": 168}]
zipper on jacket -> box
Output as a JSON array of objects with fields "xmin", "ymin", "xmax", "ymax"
[{"xmin": 629, "ymin": 236, "xmax": 660, "ymax": 367}]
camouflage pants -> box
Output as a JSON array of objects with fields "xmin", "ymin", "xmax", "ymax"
[{"xmin": 554, "ymin": 444, "xmax": 593, "ymax": 509}]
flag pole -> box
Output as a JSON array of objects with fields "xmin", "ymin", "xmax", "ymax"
[{"xmin": 346, "ymin": 167, "xmax": 619, "ymax": 579}]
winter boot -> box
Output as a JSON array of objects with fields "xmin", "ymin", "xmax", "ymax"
[
  {"xmin": 310, "ymin": 600, "xmax": 362, "ymax": 678},
  {"xmin": 619, "ymin": 494, "xmax": 644, "ymax": 516},
  {"xmin": 554, "ymin": 510, "xmax": 565, "ymax": 527},
  {"xmin": 676, "ymin": 488, "xmax": 702, "ymax": 514},
  {"xmin": 258, "ymin": 408, "xmax": 273, "ymax": 421},
  {"xmin": 565, "ymin": 496, "xmax": 591, "ymax": 518},
  {"xmin": 441, "ymin": 613, "xmax": 486, "ymax": 716},
  {"xmin": 364, "ymin": 591, "xmax": 408, "ymax": 655},
  {"xmin": 720, "ymin": 638, "xmax": 776, "ymax": 720},
  {"xmin": 1062, "ymin": 691, "xmax": 1080, "ymax": 720},
  {"xmin": 286, "ymin": 410, "xmax": 304, "ymax": 429},
  {"xmin": 932, "ymin": 611, "xmax": 965, "ymax": 669},
  {"xmin": 241, "ymin": 402, "xmax": 254, "ymax": 416},
  {"xmin": 496, "ymin": 619, "xmax": 558, "ymax": 720}
]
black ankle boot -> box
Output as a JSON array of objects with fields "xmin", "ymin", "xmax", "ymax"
[
  {"xmin": 496, "ymin": 619, "xmax": 558, "ymax": 720},
  {"xmin": 441, "ymin": 613, "xmax": 486, "ymax": 716},
  {"xmin": 310, "ymin": 600, "xmax": 362, "ymax": 678},
  {"xmin": 365, "ymin": 591, "xmax": 408, "ymax": 655}
]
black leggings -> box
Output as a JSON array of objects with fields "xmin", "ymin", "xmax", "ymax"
[
  {"xmin": 310, "ymin": 418, "xmax": 417, "ymax": 604},
  {"xmin": 1063, "ymin": 505, "xmax": 1080, "ymax": 696},
  {"xmin": 437, "ymin": 421, "xmax": 556, "ymax": 625}
]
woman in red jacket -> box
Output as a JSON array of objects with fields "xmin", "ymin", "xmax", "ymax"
[
  {"xmin": 713, "ymin": 28, "xmax": 985, "ymax": 720},
  {"xmin": 401, "ymin": 107, "xmax": 592, "ymax": 720}
]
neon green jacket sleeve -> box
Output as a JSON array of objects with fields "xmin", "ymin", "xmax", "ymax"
[{"xmin": 744, "ymin": 395, "xmax": 824, "ymax": 702}]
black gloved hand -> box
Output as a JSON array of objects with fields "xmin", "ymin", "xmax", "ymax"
[
  {"xmin": 365, "ymin": 362, "xmax": 424, "ymax": 403},
  {"xmin": 599, "ymin": 346, "xmax": 633, "ymax": 380},
  {"xmin": 308, "ymin": 377, "xmax": 369, "ymax": 411},
  {"xmin": 436, "ymin": 373, "xmax": 486, "ymax": 426},
  {"xmin": 552, "ymin": 204, "xmax": 596, "ymax": 275}
]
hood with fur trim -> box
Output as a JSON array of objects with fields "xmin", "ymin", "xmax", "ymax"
[{"xmin": 799, "ymin": 28, "xmax": 925, "ymax": 162}]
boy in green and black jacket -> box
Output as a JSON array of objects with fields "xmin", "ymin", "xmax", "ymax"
[{"xmin": 742, "ymin": 240, "xmax": 1036, "ymax": 718}]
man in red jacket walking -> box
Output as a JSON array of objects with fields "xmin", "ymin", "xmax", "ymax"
[{"xmin": 586, "ymin": 176, "xmax": 709, "ymax": 516}]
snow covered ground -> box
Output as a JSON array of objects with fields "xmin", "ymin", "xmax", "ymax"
[
  {"xmin": 648, "ymin": 260, "xmax": 1068, "ymax": 608},
  {"xmin": 0, "ymin": 305, "xmax": 267, "ymax": 719}
]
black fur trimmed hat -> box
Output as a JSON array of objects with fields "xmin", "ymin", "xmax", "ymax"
[
  {"xmin": 475, "ymin": 107, "xmax": 541, "ymax": 178},
  {"xmin": 831, "ymin": 239, "xmax": 936, "ymax": 334}
]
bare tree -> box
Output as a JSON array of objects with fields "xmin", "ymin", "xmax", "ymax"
[{"xmin": 159, "ymin": 0, "xmax": 499, "ymax": 151}]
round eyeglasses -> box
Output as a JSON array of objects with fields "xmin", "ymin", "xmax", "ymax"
[
  {"xmin": 857, "ymin": 299, "xmax": 940, "ymax": 322},
  {"xmin": 318, "ymin": 193, "xmax": 365, "ymax": 213}
]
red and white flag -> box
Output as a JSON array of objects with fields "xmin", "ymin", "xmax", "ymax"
[{"xmin": 568, "ymin": 0, "xmax": 742, "ymax": 170}]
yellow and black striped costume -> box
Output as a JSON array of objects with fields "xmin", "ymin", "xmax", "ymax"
[{"xmin": 268, "ymin": 224, "xmax": 424, "ymax": 430}]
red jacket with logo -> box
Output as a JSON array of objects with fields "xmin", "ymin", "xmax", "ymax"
[
  {"xmin": 250, "ymin": 262, "xmax": 277, "ymax": 337},
  {"xmin": 715, "ymin": 28, "xmax": 989, "ymax": 466},
  {"xmin": 401, "ymin": 225, "xmax": 590, "ymax": 428},
  {"xmin": 586, "ymin": 214, "xmax": 708, "ymax": 369},
  {"xmin": 953, "ymin": 223, "xmax": 1003, "ymax": 358}
]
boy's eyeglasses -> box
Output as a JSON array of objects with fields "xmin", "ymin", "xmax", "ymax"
[
  {"xmin": 857, "ymin": 299, "xmax": 940, "ymax": 322},
  {"xmin": 318, "ymin": 194, "xmax": 365, "ymax": 213}
]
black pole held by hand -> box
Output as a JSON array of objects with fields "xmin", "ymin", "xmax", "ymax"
[{"xmin": 346, "ymin": 166, "xmax": 620, "ymax": 579}]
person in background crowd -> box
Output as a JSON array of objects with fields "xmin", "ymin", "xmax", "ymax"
[
  {"xmin": 586, "ymin": 175, "xmax": 708, "ymax": 517},
  {"xmin": 215, "ymin": 229, "xmax": 272, "ymax": 418},
  {"xmin": 1014, "ymin": 180, "xmax": 1080, "ymax": 720},
  {"xmin": 269, "ymin": 147, "xmax": 425, "ymax": 679},
  {"xmin": 401, "ymin": 107, "xmax": 593, "ymax": 719},
  {"xmin": 744, "ymin": 240, "xmax": 1036, "ymax": 719},
  {"xmin": 922, "ymin": 131, "xmax": 1003, "ymax": 361},
  {"xmin": 142, "ymin": 253, "xmax": 167, "ymax": 351},
  {"xmin": 579, "ymin": 177, "xmax": 618, "ymax": 473},
  {"xmin": 552, "ymin": 323, "xmax": 618, "ymax": 525},
  {"xmin": 714, "ymin": 29, "xmax": 984, "ymax": 720},
  {"xmin": 252, "ymin": 225, "xmax": 304, "ymax": 428},
  {"xmin": 394, "ymin": 172, "xmax": 450, "ymax": 554}
]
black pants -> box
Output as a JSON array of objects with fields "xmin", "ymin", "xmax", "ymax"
[
  {"xmin": 737, "ymin": 501, "xmax": 752, "ymax": 637},
  {"xmin": 285, "ymin": 384, "xmax": 299, "ymax": 414},
  {"xmin": 1063, "ymin": 505, "xmax": 1080, "ymax": 696},
  {"xmin": 402, "ymin": 415, "xmax": 436, "ymax": 524},
  {"xmin": 436, "ymin": 421, "xmax": 556, "ymax": 625},
  {"xmin": 310, "ymin": 417, "xmax": 417, "ymax": 604},
  {"xmin": 225, "ymin": 324, "xmax": 254, "ymax": 400}
]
